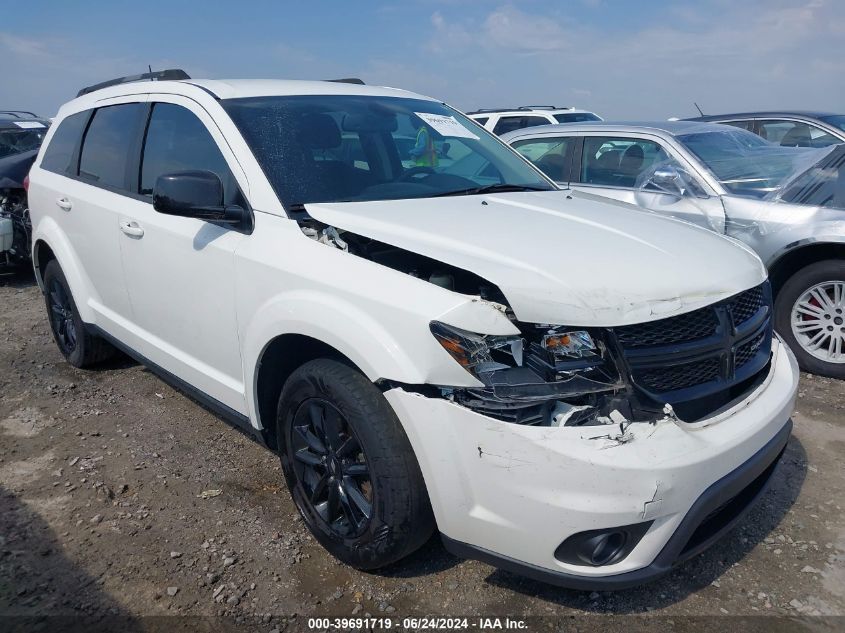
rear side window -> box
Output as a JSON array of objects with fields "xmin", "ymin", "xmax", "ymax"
[
  {"xmin": 758, "ymin": 119, "xmax": 839, "ymax": 148},
  {"xmin": 140, "ymin": 103, "xmax": 240, "ymax": 205},
  {"xmin": 79, "ymin": 103, "xmax": 145, "ymax": 190},
  {"xmin": 40, "ymin": 111, "xmax": 89, "ymax": 175},
  {"xmin": 721, "ymin": 120, "xmax": 756, "ymax": 132},
  {"xmin": 493, "ymin": 115, "xmax": 549, "ymax": 136},
  {"xmin": 553, "ymin": 112, "xmax": 600, "ymax": 123}
]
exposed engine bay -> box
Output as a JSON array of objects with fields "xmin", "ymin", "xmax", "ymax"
[
  {"xmin": 298, "ymin": 214, "xmax": 774, "ymax": 430},
  {"xmin": 0, "ymin": 149, "xmax": 37, "ymax": 267}
]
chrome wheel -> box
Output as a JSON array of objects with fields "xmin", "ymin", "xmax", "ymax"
[
  {"xmin": 791, "ymin": 280, "xmax": 845, "ymax": 364},
  {"xmin": 289, "ymin": 398, "xmax": 373, "ymax": 538}
]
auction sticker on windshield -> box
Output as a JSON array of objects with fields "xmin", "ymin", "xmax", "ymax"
[
  {"xmin": 13, "ymin": 121, "xmax": 46, "ymax": 129},
  {"xmin": 415, "ymin": 112, "xmax": 479, "ymax": 140}
]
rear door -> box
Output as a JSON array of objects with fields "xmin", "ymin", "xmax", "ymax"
[
  {"xmin": 571, "ymin": 133, "xmax": 726, "ymax": 232},
  {"xmin": 32, "ymin": 100, "xmax": 147, "ymax": 328},
  {"xmin": 115, "ymin": 97, "xmax": 250, "ymax": 413}
]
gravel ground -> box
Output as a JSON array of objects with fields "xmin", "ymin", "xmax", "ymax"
[{"xmin": 1, "ymin": 268, "xmax": 844, "ymax": 632}]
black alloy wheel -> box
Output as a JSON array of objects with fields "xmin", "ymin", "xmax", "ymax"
[{"xmin": 289, "ymin": 398, "xmax": 373, "ymax": 538}]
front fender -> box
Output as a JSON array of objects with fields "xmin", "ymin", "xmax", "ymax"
[{"xmin": 240, "ymin": 289, "xmax": 513, "ymax": 428}]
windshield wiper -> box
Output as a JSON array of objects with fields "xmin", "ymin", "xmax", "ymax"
[{"xmin": 432, "ymin": 183, "xmax": 551, "ymax": 197}]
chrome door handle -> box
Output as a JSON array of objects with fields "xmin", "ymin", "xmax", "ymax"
[
  {"xmin": 119, "ymin": 220, "xmax": 145, "ymax": 238},
  {"xmin": 56, "ymin": 197, "xmax": 72, "ymax": 211}
]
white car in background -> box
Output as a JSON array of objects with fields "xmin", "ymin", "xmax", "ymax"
[
  {"xmin": 504, "ymin": 121, "xmax": 845, "ymax": 379},
  {"xmin": 28, "ymin": 72, "xmax": 796, "ymax": 590},
  {"xmin": 467, "ymin": 106, "xmax": 601, "ymax": 136}
]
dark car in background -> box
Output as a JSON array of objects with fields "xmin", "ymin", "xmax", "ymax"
[
  {"xmin": 686, "ymin": 111, "xmax": 845, "ymax": 149},
  {"xmin": 0, "ymin": 112, "xmax": 50, "ymax": 267}
]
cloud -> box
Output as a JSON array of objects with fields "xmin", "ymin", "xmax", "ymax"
[{"xmin": 418, "ymin": 0, "xmax": 845, "ymax": 118}]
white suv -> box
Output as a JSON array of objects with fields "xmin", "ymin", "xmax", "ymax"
[
  {"xmin": 28, "ymin": 71, "xmax": 797, "ymax": 590},
  {"xmin": 467, "ymin": 106, "xmax": 602, "ymax": 136}
]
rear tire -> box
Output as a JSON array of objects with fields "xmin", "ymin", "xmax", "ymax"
[
  {"xmin": 42, "ymin": 260, "xmax": 115, "ymax": 368},
  {"xmin": 774, "ymin": 260, "xmax": 845, "ymax": 379},
  {"xmin": 276, "ymin": 358, "xmax": 434, "ymax": 570}
]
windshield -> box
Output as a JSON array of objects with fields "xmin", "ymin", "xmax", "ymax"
[
  {"xmin": 0, "ymin": 126, "xmax": 48, "ymax": 159},
  {"xmin": 819, "ymin": 115, "xmax": 845, "ymax": 133},
  {"xmin": 223, "ymin": 95, "xmax": 554, "ymax": 207},
  {"xmin": 677, "ymin": 127, "xmax": 830, "ymax": 199}
]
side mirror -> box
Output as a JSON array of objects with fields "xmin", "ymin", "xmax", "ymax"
[
  {"xmin": 648, "ymin": 166, "xmax": 686, "ymax": 198},
  {"xmin": 153, "ymin": 170, "xmax": 245, "ymax": 224}
]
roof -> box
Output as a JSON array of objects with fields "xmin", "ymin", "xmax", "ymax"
[
  {"xmin": 499, "ymin": 120, "xmax": 723, "ymax": 140},
  {"xmin": 64, "ymin": 78, "xmax": 436, "ymax": 113},
  {"xmin": 467, "ymin": 107, "xmax": 593, "ymax": 116},
  {"xmin": 686, "ymin": 111, "xmax": 842, "ymax": 122}
]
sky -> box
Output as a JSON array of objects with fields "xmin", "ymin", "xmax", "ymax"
[{"xmin": 1, "ymin": 0, "xmax": 843, "ymax": 120}]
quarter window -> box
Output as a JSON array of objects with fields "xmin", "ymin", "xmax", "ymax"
[
  {"xmin": 511, "ymin": 137, "xmax": 575, "ymax": 182},
  {"xmin": 140, "ymin": 103, "xmax": 240, "ymax": 204},
  {"xmin": 758, "ymin": 120, "xmax": 839, "ymax": 148},
  {"xmin": 79, "ymin": 103, "xmax": 145, "ymax": 190},
  {"xmin": 581, "ymin": 137, "xmax": 669, "ymax": 188},
  {"xmin": 40, "ymin": 111, "xmax": 90, "ymax": 175}
]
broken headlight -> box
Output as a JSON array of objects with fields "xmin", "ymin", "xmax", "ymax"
[
  {"xmin": 431, "ymin": 320, "xmax": 626, "ymax": 426},
  {"xmin": 430, "ymin": 321, "xmax": 524, "ymax": 378}
]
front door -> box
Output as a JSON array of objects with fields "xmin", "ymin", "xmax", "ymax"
[{"xmin": 116, "ymin": 98, "xmax": 250, "ymax": 413}]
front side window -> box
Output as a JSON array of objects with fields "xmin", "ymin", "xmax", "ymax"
[
  {"xmin": 492, "ymin": 115, "xmax": 549, "ymax": 136},
  {"xmin": 40, "ymin": 112, "xmax": 88, "ymax": 175},
  {"xmin": 581, "ymin": 137, "xmax": 669, "ymax": 188},
  {"xmin": 79, "ymin": 103, "xmax": 145, "ymax": 190},
  {"xmin": 758, "ymin": 119, "xmax": 839, "ymax": 148},
  {"xmin": 511, "ymin": 137, "xmax": 575, "ymax": 182},
  {"xmin": 472, "ymin": 116, "xmax": 489, "ymax": 126},
  {"xmin": 140, "ymin": 103, "xmax": 240, "ymax": 204},
  {"xmin": 223, "ymin": 95, "xmax": 553, "ymax": 207}
]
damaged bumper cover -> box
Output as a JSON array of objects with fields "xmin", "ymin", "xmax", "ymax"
[{"xmin": 384, "ymin": 337, "xmax": 798, "ymax": 589}]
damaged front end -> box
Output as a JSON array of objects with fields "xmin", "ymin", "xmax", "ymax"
[
  {"xmin": 297, "ymin": 212, "xmax": 774, "ymax": 430},
  {"xmin": 426, "ymin": 279, "xmax": 773, "ymax": 430}
]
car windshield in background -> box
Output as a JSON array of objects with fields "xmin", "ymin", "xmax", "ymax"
[
  {"xmin": 0, "ymin": 126, "xmax": 48, "ymax": 159},
  {"xmin": 677, "ymin": 127, "xmax": 831, "ymax": 199},
  {"xmin": 819, "ymin": 115, "xmax": 845, "ymax": 133},
  {"xmin": 223, "ymin": 95, "xmax": 553, "ymax": 207}
]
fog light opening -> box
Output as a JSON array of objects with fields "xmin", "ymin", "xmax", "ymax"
[{"xmin": 554, "ymin": 520, "xmax": 653, "ymax": 567}]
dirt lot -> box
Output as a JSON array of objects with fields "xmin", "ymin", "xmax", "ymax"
[{"xmin": 1, "ymin": 268, "xmax": 844, "ymax": 631}]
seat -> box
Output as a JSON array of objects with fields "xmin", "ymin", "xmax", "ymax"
[
  {"xmin": 536, "ymin": 153, "xmax": 568, "ymax": 182},
  {"xmin": 780, "ymin": 125, "xmax": 812, "ymax": 147},
  {"xmin": 586, "ymin": 149, "xmax": 622, "ymax": 184},
  {"xmin": 618, "ymin": 145, "xmax": 645, "ymax": 186}
]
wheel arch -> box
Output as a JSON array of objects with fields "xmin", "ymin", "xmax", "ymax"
[
  {"xmin": 768, "ymin": 241, "xmax": 845, "ymax": 296},
  {"xmin": 253, "ymin": 333, "xmax": 363, "ymax": 452},
  {"xmin": 32, "ymin": 238, "xmax": 56, "ymax": 290}
]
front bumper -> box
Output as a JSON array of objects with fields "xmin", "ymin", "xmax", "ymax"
[{"xmin": 384, "ymin": 337, "xmax": 798, "ymax": 589}]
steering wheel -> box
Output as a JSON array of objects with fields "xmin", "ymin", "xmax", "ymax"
[{"xmin": 400, "ymin": 166, "xmax": 436, "ymax": 181}]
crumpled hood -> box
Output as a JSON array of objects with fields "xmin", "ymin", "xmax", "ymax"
[{"xmin": 306, "ymin": 190, "xmax": 766, "ymax": 326}]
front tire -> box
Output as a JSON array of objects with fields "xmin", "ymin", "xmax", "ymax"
[
  {"xmin": 774, "ymin": 260, "xmax": 845, "ymax": 379},
  {"xmin": 276, "ymin": 359, "xmax": 434, "ymax": 570},
  {"xmin": 42, "ymin": 260, "xmax": 115, "ymax": 368}
]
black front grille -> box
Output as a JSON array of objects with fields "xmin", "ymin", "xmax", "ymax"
[
  {"xmin": 637, "ymin": 357, "xmax": 721, "ymax": 392},
  {"xmin": 735, "ymin": 330, "xmax": 767, "ymax": 369},
  {"xmin": 616, "ymin": 308, "xmax": 717, "ymax": 348},
  {"xmin": 730, "ymin": 286, "xmax": 765, "ymax": 326},
  {"xmin": 612, "ymin": 283, "xmax": 773, "ymax": 415}
]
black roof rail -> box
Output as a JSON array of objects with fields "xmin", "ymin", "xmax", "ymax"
[
  {"xmin": 0, "ymin": 110, "xmax": 38, "ymax": 118},
  {"xmin": 466, "ymin": 105, "xmax": 572, "ymax": 115},
  {"xmin": 325, "ymin": 78, "xmax": 365, "ymax": 85},
  {"xmin": 77, "ymin": 69, "xmax": 191, "ymax": 97}
]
